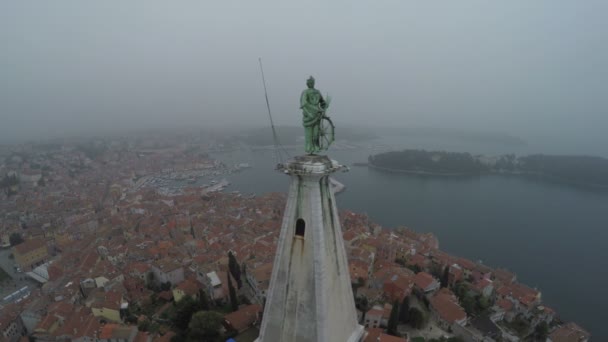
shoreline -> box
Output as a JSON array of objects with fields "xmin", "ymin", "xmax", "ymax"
[
  {"xmin": 367, "ymin": 162, "xmax": 477, "ymax": 177},
  {"xmin": 368, "ymin": 162, "xmax": 608, "ymax": 189}
]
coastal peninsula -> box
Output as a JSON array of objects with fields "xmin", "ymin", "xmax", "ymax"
[{"xmin": 368, "ymin": 149, "xmax": 608, "ymax": 188}]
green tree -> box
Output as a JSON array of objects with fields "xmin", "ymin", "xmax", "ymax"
[
  {"xmin": 161, "ymin": 281, "xmax": 172, "ymax": 291},
  {"xmin": 447, "ymin": 337, "xmax": 465, "ymax": 342},
  {"xmin": 173, "ymin": 296, "xmax": 202, "ymax": 332},
  {"xmin": 387, "ymin": 300, "xmax": 400, "ymax": 336},
  {"xmin": 476, "ymin": 295, "xmax": 490, "ymax": 314},
  {"xmin": 188, "ymin": 311, "xmax": 224, "ymax": 342},
  {"xmin": 408, "ymin": 307, "xmax": 425, "ymax": 329},
  {"xmin": 0, "ymin": 174, "xmax": 19, "ymax": 188},
  {"xmin": 148, "ymin": 322, "xmax": 160, "ymax": 334},
  {"xmin": 198, "ymin": 289, "xmax": 210, "ymax": 311},
  {"xmin": 355, "ymin": 296, "xmax": 369, "ymax": 324},
  {"xmin": 534, "ymin": 321, "xmax": 549, "ymax": 341},
  {"xmin": 407, "ymin": 264, "xmax": 421, "ymax": 273},
  {"xmin": 395, "ymin": 257, "xmax": 407, "ymax": 266},
  {"xmin": 228, "ymin": 251, "xmax": 242, "ymax": 288},
  {"xmin": 462, "ymin": 296, "xmax": 476, "ymax": 315},
  {"xmin": 441, "ymin": 266, "xmax": 450, "ymax": 288},
  {"xmin": 509, "ymin": 314, "xmax": 531, "ymax": 337},
  {"xmin": 454, "ymin": 281, "xmax": 468, "ymax": 299},
  {"xmin": 9, "ymin": 233, "xmax": 24, "ymax": 246},
  {"xmin": 399, "ymin": 296, "xmax": 410, "ymax": 323},
  {"xmin": 125, "ymin": 313, "xmax": 138, "ymax": 324},
  {"xmin": 170, "ymin": 333, "xmax": 187, "ymax": 342},
  {"xmin": 138, "ymin": 319, "xmax": 151, "ymax": 332},
  {"xmin": 430, "ymin": 263, "xmax": 443, "ymax": 279},
  {"xmin": 227, "ymin": 270, "xmax": 239, "ymax": 312}
]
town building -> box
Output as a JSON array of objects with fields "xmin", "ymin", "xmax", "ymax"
[
  {"xmin": 0, "ymin": 304, "xmax": 26, "ymax": 342},
  {"xmin": 413, "ymin": 272, "xmax": 440, "ymax": 294},
  {"xmin": 246, "ymin": 262, "xmax": 273, "ymax": 303},
  {"xmin": 173, "ymin": 278, "xmax": 202, "ymax": 302},
  {"xmin": 223, "ymin": 304, "xmax": 263, "ymax": 333},
  {"xmin": 364, "ymin": 307, "xmax": 384, "ymax": 329},
  {"xmin": 98, "ymin": 324, "xmax": 138, "ymax": 342},
  {"xmin": 150, "ymin": 258, "xmax": 184, "ymax": 286},
  {"xmin": 206, "ymin": 271, "xmax": 226, "ymax": 302},
  {"xmin": 429, "ymin": 288, "xmax": 467, "ymax": 330},
  {"xmin": 364, "ymin": 328, "xmax": 409, "ymax": 342},
  {"xmin": 548, "ymin": 322, "xmax": 590, "ymax": 342},
  {"xmin": 13, "ymin": 238, "xmax": 48, "ymax": 271},
  {"xmin": 90, "ymin": 290, "xmax": 124, "ymax": 323}
]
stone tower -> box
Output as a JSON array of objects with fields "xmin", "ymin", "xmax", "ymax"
[{"xmin": 256, "ymin": 155, "xmax": 365, "ymax": 342}]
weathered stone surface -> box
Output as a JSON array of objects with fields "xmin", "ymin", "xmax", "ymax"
[
  {"xmin": 278, "ymin": 155, "xmax": 344, "ymax": 175},
  {"xmin": 257, "ymin": 156, "xmax": 364, "ymax": 342}
]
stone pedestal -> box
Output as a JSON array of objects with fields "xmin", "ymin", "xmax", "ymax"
[{"xmin": 256, "ymin": 155, "xmax": 365, "ymax": 342}]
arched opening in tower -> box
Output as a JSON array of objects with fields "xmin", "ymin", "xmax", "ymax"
[{"xmin": 295, "ymin": 218, "xmax": 305, "ymax": 237}]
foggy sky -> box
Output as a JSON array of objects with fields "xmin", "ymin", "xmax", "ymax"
[{"xmin": 1, "ymin": 1, "xmax": 607, "ymax": 149}]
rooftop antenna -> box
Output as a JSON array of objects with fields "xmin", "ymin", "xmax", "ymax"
[{"xmin": 258, "ymin": 58, "xmax": 290, "ymax": 166}]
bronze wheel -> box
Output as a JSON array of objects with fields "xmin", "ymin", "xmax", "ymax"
[{"xmin": 318, "ymin": 116, "xmax": 335, "ymax": 151}]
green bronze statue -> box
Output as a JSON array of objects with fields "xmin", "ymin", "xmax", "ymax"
[{"xmin": 300, "ymin": 76, "xmax": 334, "ymax": 154}]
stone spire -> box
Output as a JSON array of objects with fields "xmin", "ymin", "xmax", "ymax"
[{"xmin": 256, "ymin": 155, "xmax": 365, "ymax": 342}]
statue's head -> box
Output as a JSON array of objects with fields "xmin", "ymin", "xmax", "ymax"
[{"xmin": 306, "ymin": 76, "xmax": 315, "ymax": 89}]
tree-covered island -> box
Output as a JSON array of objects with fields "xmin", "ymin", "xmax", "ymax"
[{"xmin": 368, "ymin": 149, "xmax": 608, "ymax": 187}]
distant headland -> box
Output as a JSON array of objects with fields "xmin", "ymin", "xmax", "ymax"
[{"xmin": 366, "ymin": 149, "xmax": 608, "ymax": 188}]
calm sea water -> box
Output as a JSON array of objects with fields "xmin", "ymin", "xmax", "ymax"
[{"xmin": 212, "ymin": 137, "xmax": 608, "ymax": 340}]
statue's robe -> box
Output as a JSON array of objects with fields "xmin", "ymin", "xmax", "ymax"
[
  {"xmin": 300, "ymin": 88, "xmax": 326, "ymax": 153},
  {"xmin": 301, "ymin": 88, "xmax": 324, "ymax": 127}
]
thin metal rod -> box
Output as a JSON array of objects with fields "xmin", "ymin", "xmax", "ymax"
[
  {"xmin": 259, "ymin": 58, "xmax": 276, "ymax": 132},
  {"xmin": 258, "ymin": 58, "xmax": 289, "ymax": 164}
]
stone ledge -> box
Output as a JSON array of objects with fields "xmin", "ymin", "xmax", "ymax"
[{"xmin": 278, "ymin": 154, "xmax": 345, "ymax": 175}]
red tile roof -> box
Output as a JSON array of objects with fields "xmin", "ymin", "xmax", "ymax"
[
  {"xmin": 128, "ymin": 262, "xmax": 150, "ymax": 274},
  {"xmin": 471, "ymin": 278, "xmax": 493, "ymax": 292},
  {"xmin": 55, "ymin": 309, "xmax": 100, "ymax": 339},
  {"xmin": 13, "ymin": 238, "xmax": 46, "ymax": 255},
  {"xmin": 364, "ymin": 328, "xmax": 383, "ymax": 342},
  {"xmin": 158, "ymin": 291, "xmax": 173, "ymax": 301},
  {"xmin": 134, "ymin": 331, "xmax": 150, "ymax": 342},
  {"xmin": 92, "ymin": 290, "xmax": 122, "ymax": 311},
  {"xmin": 99, "ymin": 324, "xmax": 119, "ymax": 339},
  {"xmin": 496, "ymin": 299, "xmax": 514, "ymax": 311},
  {"xmin": 176, "ymin": 278, "xmax": 202, "ymax": 297},
  {"xmin": 251, "ymin": 262, "xmax": 273, "ymax": 288},
  {"xmin": 549, "ymin": 322, "xmax": 590, "ymax": 342},
  {"xmin": 366, "ymin": 308, "xmax": 384, "ymax": 319},
  {"xmin": 413, "ymin": 272, "xmax": 436, "ymax": 290},
  {"xmin": 0, "ymin": 303, "xmax": 21, "ymax": 331},
  {"xmin": 224, "ymin": 304, "xmax": 262, "ymax": 332},
  {"xmin": 430, "ymin": 288, "xmax": 467, "ymax": 325},
  {"xmin": 378, "ymin": 334, "xmax": 408, "ymax": 342}
]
